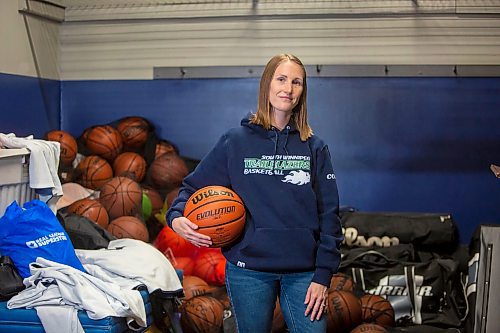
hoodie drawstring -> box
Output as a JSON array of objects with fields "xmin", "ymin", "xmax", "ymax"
[
  {"xmin": 283, "ymin": 126, "xmax": 290, "ymax": 155},
  {"xmin": 272, "ymin": 128, "xmax": 279, "ymax": 173}
]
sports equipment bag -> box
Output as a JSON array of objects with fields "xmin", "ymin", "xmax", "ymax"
[
  {"xmin": 341, "ymin": 211, "xmax": 459, "ymax": 252},
  {"xmin": 340, "ymin": 249, "xmax": 466, "ymax": 328}
]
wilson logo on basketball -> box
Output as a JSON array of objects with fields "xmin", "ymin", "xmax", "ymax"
[{"xmin": 190, "ymin": 188, "xmax": 234, "ymax": 205}]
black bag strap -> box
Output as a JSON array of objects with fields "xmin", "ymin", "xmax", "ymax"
[{"xmin": 341, "ymin": 249, "xmax": 400, "ymax": 268}]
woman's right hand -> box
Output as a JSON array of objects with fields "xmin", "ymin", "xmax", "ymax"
[{"xmin": 171, "ymin": 216, "xmax": 212, "ymax": 247}]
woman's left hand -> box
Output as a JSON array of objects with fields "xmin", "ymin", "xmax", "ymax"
[{"xmin": 304, "ymin": 282, "xmax": 328, "ymax": 321}]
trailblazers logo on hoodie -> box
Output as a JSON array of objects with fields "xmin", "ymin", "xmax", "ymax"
[{"xmin": 243, "ymin": 154, "xmax": 310, "ymax": 185}]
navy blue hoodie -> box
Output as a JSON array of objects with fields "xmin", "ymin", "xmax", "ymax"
[{"xmin": 167, "ymin": 117, "xmax": 343, "ymax": 286}]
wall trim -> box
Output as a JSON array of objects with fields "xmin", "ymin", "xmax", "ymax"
[{"xmin": 154, "ymin": 64, "xmax": 500, "ymax": 79}]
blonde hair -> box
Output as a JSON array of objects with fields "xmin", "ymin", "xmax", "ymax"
[{"xmin": 250, "ymin": 54, "xmax": 313, "ymax": 141}]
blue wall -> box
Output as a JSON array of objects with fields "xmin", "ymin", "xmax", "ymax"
[
  {"xmin": 0, "ymin": 73, "xmax": 60, "ymax": 138},
  {"xmin": 2, "ymin": 73, "xmax": 499, "ymax": 243},
  {"xmin": 60, "ymin": 77, "xmax": 500, "ymax": 244}
]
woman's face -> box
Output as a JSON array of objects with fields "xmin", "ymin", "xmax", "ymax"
[{"xmin": 268, "ymin": 60, "xmax": 304, "ymax": 114}]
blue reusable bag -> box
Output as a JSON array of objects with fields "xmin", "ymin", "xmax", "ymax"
[{"xmin": 0, "ymin": 199, "xmax": 85, "ymax": 278}]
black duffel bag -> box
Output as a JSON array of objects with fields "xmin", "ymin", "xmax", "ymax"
[
  {"xmin": 341, "ymin": 211, "xmax": 459, "ymax": 252},
  {"xmin": 339, "ymin": 249, "xmax": 466, "ymax": 328}
]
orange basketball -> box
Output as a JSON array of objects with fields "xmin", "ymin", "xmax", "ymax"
[
  {"xmin": 107, "ymin": 215, "xmax": 149, "ymax": 242},
  {"xmin": 67, "ymin": 197, "xmax": 109, "ymax": 229},
  {"xmin": 117, "ymin": 116, "xmax": 150, "ymax": 148},
  {"xmin": 86, "ymin": 125, "xmax": 123, "ymax": 161},
  {"xmin": 99, "ymin": 176, "xmax": 143, "ymax": 220},
  {"xmin": 155, "ymin": 140, "xmax": 177, "ymax": 159},
  {"xmin": 326, "ymin": 290, "xmax": 362, "ymax": 333},
  {"xmin": 182, "ymin": 275, "xmax": 210, "ymax": 300},
  {"xmin": 184, "ymin": 186, "xmax": 246, "ymax": 248},
  {"xmin": 174, "ymin": 257, "xmax": 195, "ymax": 276},
  {"xmin": 192, "ymin": 249, "xmax": 226, "ymax": 286},
  {"xmin": 76, "ymin": 155, "xmax": 113, "ymax": 190},
  {"xmin": 153, "ymin": 226, "xmax": 198, "ymax": 258},
  {"xmin": 113, "ymin": 152, "xmax": 146, "ymax": 182},
  {"xmin": 46, "ymin": 130, "xmax": 78, "ymax": 165},
  {"xmin": 360, "ymin": 294, "xmax": 395, "ymax": 327}
]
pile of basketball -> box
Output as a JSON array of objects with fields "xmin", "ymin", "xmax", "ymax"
[
  {"xmin": 46, "ymin": 116, "xmax": 189, "ymax": 243},
  {"xmin": 323, "ymin": 273, "xmax": 396, "ymax": 333}
]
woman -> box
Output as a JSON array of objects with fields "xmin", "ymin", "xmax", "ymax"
[{"xmin": 167, "ymin": 54, "xmax": 343, "ymax": 333}]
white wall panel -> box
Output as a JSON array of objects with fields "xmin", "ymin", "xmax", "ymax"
[
  {"xmin": 60, "ymin": 1, "xmax": 500, "ymax": 80},
  {"xmin": 0, "ymin": 1, "xmax": 61, "ymax": 79}
]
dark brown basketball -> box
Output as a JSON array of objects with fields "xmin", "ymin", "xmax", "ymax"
[
  {"xmin": 107, "ymin": 215, "xmax": 149, "ymax": 242},
  {"xmin": 142, "ymin": 186, "xmax": 164, "ymax": 213},
  {"xmin": 76, "ymin": 155, "xmax": 113, "ymax": 190},
  {"xmin": 272, "ymin": 299, "xmax": 286, "ymax": 333},
  {"xmin": 155, "ymin": 140, "xmax": 176, "ymax": 159},
  {"xmin": 149, "ymin": 153, "xmax": 188, "ymax": 191},
  {"xmin": 86, "ymin": 125, "xmax": 123, "ymax": 161},
  {"xmin": 351, "ymin": 323, "xmax": 388, "ymax": 333},
  {"xmin": 182, "ymin": 275, "xmax": 210, "ymax": 300},
  {"xmin": 326, "ymin": 290, "xmax": 362, "ymax": 333},
  {"xmin": 360, "ymin": 294, "xmax": 395, "ymax": 327},
  {"xmin": 165, "ymin": 187, "xmax": 180, "ymax": 209},
  {"xmin": 330, "ymin": 272, "xmax": 354, "ymax": 292},
  {"xmin": 99, "ymin": 176, "xmax": 143, "ymax": 220},
  {"xmin": 113, "ymin": 152, "xmax": 146, "ymax": 182},
  {"xmin": 117, "ymin": 116, "xmax": 150, "ymax": 148},
  {"xmin": 180, "ymin": 295, "xmax": 224, "ymax": 333},
  {"xmin": 67, "ymin": 197, "xmax": 109, "ymax": 229},
  {"xmin": 46, "ymin": 130, "xmax": 78, "ymax": 165}
]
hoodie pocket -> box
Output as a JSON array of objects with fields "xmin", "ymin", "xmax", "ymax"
[{"xmin": 240, "ymin": 228, "xmax": 317, "ymax": 270}]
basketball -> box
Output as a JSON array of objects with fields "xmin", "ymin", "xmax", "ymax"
[
  {"xmin": 153, "ymin": 226, "xmax": 198, "ymax": 258},
  {"xmin": 99, "ymin": 176, "xmax": 143, "ymax": 220},
  {"xmin": 107, "ymin": 215, "xmax": 149, "ymax": 242},
  {"xmin": 351, "ymin": 323, "xmax": 388, "ymax": 333},
  {"xmin": 180, "ymin": 295, "xmax": 224, "ymax": 333},
  {"xmin": 192, "ymin": 249, "xmax": 226, "ymax": 286},
  {"xmin": 76, "ymin": 155, "xmax": 113, "ymax": 190},
  {"xmin": 155, "ymin": 140, "xmax": 177, "ymax": 159},
  {"xmin": 184, "ymin": 186, "xmax": 246, "ymax": 248},
  {"xmin": 330, "ymin": 272, "xmax": 354, "ymax": 292},
  {"xmin": 360, "ymin": 294, "xmax": 395, "ymax": 327},
  {"xmin": 142, "ymin": 186, "xmax": 164, "ymax": 213},
  {"xmin": 165, "ymin": 187, "xmax": 180, "ymax": 209},
  {"xmin": 148, "ymin": 153, "xmax": 188, "ymax": 191},
  {"xmin": 182, "ymin": 275, "xmax": 210, "ymax": 300},
  {"xmin": 174, "ymin": 256, "xmax": 195, "ymax": 276},
  {"xmin": 113, "ymin": 152, "xmax": 146, "ymax": 182},
  {"xmin": 86, "ymin": 125, "xmax": 123, "ymax": 161},
  {"xmin": 117, "ymin": 116, "xmax": 150, "ymax": 148},
  {"xmin": 67, "ymin": 197, "xmax": 109, "ymax": 229},
  {"xmin": 46, "ymin": 130, "xmax": 78, "ymax": 165},
  {"xmin": 272, "ymin": 299, "xmax": 286, "ymax": 333},
  {"xmin": 326, "ymin": 290, "xmax": 362, "ymax": 332}
]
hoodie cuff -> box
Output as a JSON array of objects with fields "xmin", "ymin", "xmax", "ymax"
[
  {"xmin": 312, "ymin": 268, "xmax": 333, "ymax": 287},
  {"xmin": 166, "ymin": 210, "xmax": 183, "ymax": 228}
]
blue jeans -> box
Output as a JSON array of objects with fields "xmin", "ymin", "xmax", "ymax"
[{"xmin": 225, "ymin": 261, "xmax": 326, "ymax": 333}]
